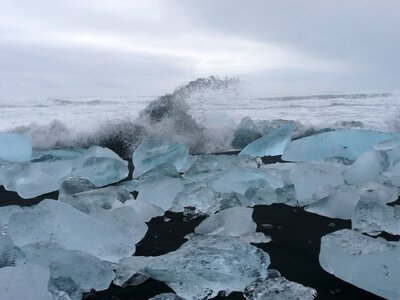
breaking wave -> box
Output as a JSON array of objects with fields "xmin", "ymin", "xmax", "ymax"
[{"xmin": 4, "ymin": 76, "xmax": 399, "ymax": 157}]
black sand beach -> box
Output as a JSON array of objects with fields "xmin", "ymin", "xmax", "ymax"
[{"xmin": 0, "ymin": 156, "xmax": 391, "ymax": 300}]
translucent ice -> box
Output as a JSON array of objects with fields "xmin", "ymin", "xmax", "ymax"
[
  {"xmin": 231, "ymin": 117, "xmax": 262, "ymax": 149},
  {"xmin": 239, "ymin": 123, "xmax": 293, "ymax": 157},
  {"xmin": 306, "ymin": 182, "xmax": 398, "ymax": 219},
  {"xmin": 290, "ymin": 163, "xmax": 344, "ymax": 206},
  {"xmin": 122, "ymin": 200, "xmax": 164, "ymax": 222},
  {"xmin": 211, "ymin": 167, "xmax": 283, "ymax": 194},
  {"xmin": 0, "ymin": 205, "xmax": 23, "ymax": 234},
  {"xmin": 21, "ymin": 245, "xmax": 115, "ymax": 300},
  {"xmin": 71, "ymin": 157, "xmax": 129, "ymax": 187},
  {"xmin": 119, "ymin": 235, "xmax": 270, "ymax": 299},
  {"xmin": 0, "ymin": 264, "xmax": 53, "ymax": 300},
  {"xmin": 352, "ymin": 198, "xmax": 400, "ymax": 236},
  {"xmin": 282, "ymin": 129, "xmax": 398, "ymax": 162},
  {"xmin": 7, "ymin": 199, "xmax": 136, "ymax": 262},
  {"xmin": 0, "ymin": 133, "xmax": 32, "ymax": 162},
  {"xmin": 0, "ymin": 234, "xmax": 25, "ymax": 267},
  {"xmin": 244, "ymin": 270, "xmax": 317, "ymax": 300},
  {"xmin": 343, "ymin": 150, "xmax": 388, "ymax": 184},
  {"xmin": 319, "ymin": 229, "xmax": 400, "ymax": 299},
  {"xmin": 150, "ymin": 293, "xmax": 185, "ymax": 300},
  {"xmin": 194, "ymin": 207, "xmax": 270, "ymax": 243},
  {"xmin": 132, "ymin": 138, "xmax": 188, "ymax": 177}
]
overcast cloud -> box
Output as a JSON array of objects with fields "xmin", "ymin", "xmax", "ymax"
[{"xmin": 0, "ymin": 0, "xmax": 399, "ymax": 98}]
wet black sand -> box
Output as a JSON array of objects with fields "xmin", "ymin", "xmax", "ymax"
[{"xmin": 0, "ymin": 156, "xmax": 388, "ymax": 300}]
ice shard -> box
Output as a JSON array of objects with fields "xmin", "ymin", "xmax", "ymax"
[
  {"xmin": 231, "ymin": 117, "xmax": 263, "ymax": 149},
  {"xmin": 7, "ymin": 199, "xmax": 136, "ymax": 262},
  {"xmin": 319, "ymin": 229, "xmax": 400, "ymax": 299},
  {"xmin": 244, "ymin": 270, "xmax": 317, "ymax": 300},
  {"xmin": 119, "ymin": 235, "xmax": 270, "ymax": 299},
  {"xmin": 0, "ymin": 133, "xmax": 32, "ymax": 162},
  {"xmin": 194, "ymin": 207, "xmax": 270, "ymax": 243},
  {"xmin": 290, "ymin": 163, "xmax": 344, "ymax": 206},
  {"xmin": 239, "ymin": 123, "xmax": 293, "ymax": 157},
  {"xmin": 132, "ymin": 138, "xmax": 188, "ymax": 177},
  {"xmin": 282, "ymin": 129, "xmax": 398, "ymax": 162}
]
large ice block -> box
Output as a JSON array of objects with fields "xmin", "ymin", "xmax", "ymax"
[
  {"xmin": 0, "ymin": 264, "xmax": 53, "ymax": 300},
  {"xmin": 244, "ymin": 270, "xmax": 317, "ymax": 300},
  {"xmin": 319, "ymin": 229, "xmax": 400, "ymax": 299},
  {"xmin": 0, "ymin": 133, "xmax": 32, "ymax": 162},
  {"xmin": 352, "ymin": 198, "xmax": 400, "ymax": 236},
  {"xmin": 132, "ymin": 138, "xmax": 188, "ymax": 177},
  {"xmin": 194, "ymin": 207, "xmax": 270, "ymax": 243},
  {"xmin": 7, "ymin": 199, "xmax": 136, "ymax": 262},
  {"xmin": 290, "ymin": 163, "xmax": 344, "ymax": 206},
  {"xmin": 282, "ymin": 129, "xmax": 397, "ymax": 162},
  {"xmin": 119, "ymin": 235, "xmax": 270, "ymax": 299},
  {"xmin": 239, "ymin": 123, "xmax": 293, "ymax": 157},
  {"xmin": 21, "ymin": 245, "xmax": 115, "ymax": 300},
  {"xmin": 231, "ymin": 117, "xmax": 263, "ymax": 149}
]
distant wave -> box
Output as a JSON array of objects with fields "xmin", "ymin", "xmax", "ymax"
[
  {"xmin": 256, "ymin": 92, "xmax": 392, "ymax": 102},
  {"xmin": 50, "ymin": 99, "xmax": 120, "ymax": 106}
]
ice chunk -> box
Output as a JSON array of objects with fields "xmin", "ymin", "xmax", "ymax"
[
  {"xmin": 150, "ymin": 293, "xmax": 185, "ymax": 300},
  {"xmin": 375, "ymin": 138, "xmax": 400, "ymax": 151},
  {"xmin": 0, "ymin": 264, "xmax": 53, "ymax": 300},
  {"xmin": 282, "ymin": 129, "xmax": 398, "ymax": 162},
  {"xmin": 305, "ymin": 190, "xmax": 361, "ymax": 219},
  {"xmin": 206, "ymin": 192, "xmax": 251, "ymax": 215},
  {"xmin": 171, "ymin": 185, "xmax": 221, "ymax": 214},
  {"xmin": 352, "ymin": 198, "xmax": 400, "ymax": 236},
  {"xmin": 122, "ymin": 200, "xmax": 164, "ymax": 222},
  {"xmin": 211, "ymin": 167, "xmax": 283, "ymax": 194},
  {"xmin": 21, "ymin": 245, "xmax": 114, "ymax": 300},
  {"xmin": 343, "ymin": 150, "xmax": 388, "ymax": 184},
  {"xmin": 231, "ymin": 117, "xmax": 262, "ymax": 149},
  {"xmin": 119, "ymin": 235, "xmax": 270, "ymax": 299},
  {"xmin": 239, "ymin": 123, "xmax": 293, "ymax": 157},
  {"xmin": 245, "ymin": 187, "xmax": 278, "ymax": 206},
  {"xmin": 0, "ymin": 205, "xmax": 23, "ymax": 234},
  {"xmin": 7, "ymin": 199, "xmax": 136, "ymax": 262},
  {"xmin": 0, "ymin": 234, "xmax": 25, "ymax": 267},
  {"xmin": 306, "ymin": 182, "xmax": 399, "ymax": 219},
  {"xmin": 71, "ymin": 157, "xmax": 129, "ymax": 187},
  {"xmin": 131, "ymin": 165, "xmax": 184, "ymax": 211},
  {"xmin": 319, "ymin": 229, "xmax": 400, "ymax": 300},
  {"xmin": 0, "ymin": 163, "xmax": 62, "ymax": 199},
  {"xmin": 290, "ymin": 163, "xmax": 344, "ymax": 206},
  {"xmin": 58, "ymin": 176, "xmax": 97, "ymax": 198},
  {"xmin": 132, "ymin": 138, "xmax": 188, "ymax": 177},
  {"xmin": 195, "ymin": 207, "xmax": 270, "ymax": 243},
  {"xmin": 0, "ymin": 133, "xmax": 32, "ymax": 162},
  {"xmin": 244, "ymin": 270, "xmax": 317, "ymax": 300},
  {"xmin": 60, "ymin": 186, "xmax": 133, "ymax": 212}
]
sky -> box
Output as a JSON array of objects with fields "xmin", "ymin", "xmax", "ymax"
[{"xmin": 0, "ymin": 0, "xmax": 399, "ymax": 98}]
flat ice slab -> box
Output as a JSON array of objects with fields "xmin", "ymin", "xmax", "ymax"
[
  {"xmin": 282, "ymin": 129, "xmax": 398, "ymax": 162},
  {"xmin": 320, "ymin": 229, "xmax": 400, "ymax": 299}
]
